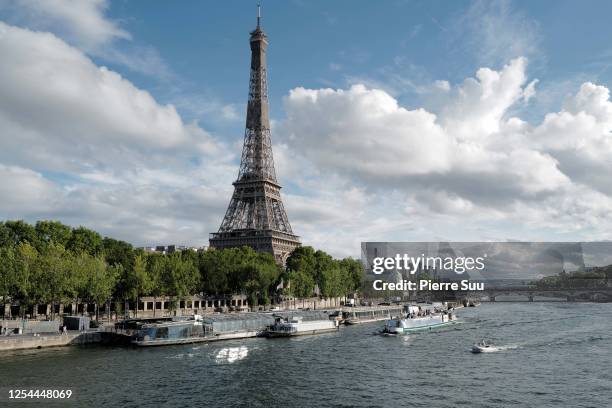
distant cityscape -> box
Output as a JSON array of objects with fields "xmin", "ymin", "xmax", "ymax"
[{"xmin": 139, "ymin": 245, "xmax": 208, "ymax": 255}]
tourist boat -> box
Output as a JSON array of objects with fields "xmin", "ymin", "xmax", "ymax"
[
  {"xmin": 264, "ymin": 315, "xmax": 339, "ymax": 337},
  {"xmin": 343, "ymin": 306, "xmax": 403, "ymax": 325},
  {"xmin": 381, "ymin": 306, "xmax": 457, "ymax": 334}
]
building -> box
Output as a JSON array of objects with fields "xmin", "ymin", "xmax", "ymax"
[
  {"xmin": 140, "ymin": 245, "xmax": 205, "ymax": 254},
  {"xmin": 210, "ymin": 7, "xmax": 300, "ymax": 263}
]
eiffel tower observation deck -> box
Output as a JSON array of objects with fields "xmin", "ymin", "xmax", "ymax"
[{"xmin": 210, "ymin": 6, "xmax": 301, "ymax": 263}]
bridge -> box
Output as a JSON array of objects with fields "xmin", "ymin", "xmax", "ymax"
[{"xmin": 482, "ymin": 286, "xmax": 612, "ymax": 302}]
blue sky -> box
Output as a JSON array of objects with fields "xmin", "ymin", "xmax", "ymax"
[
  {"xmin": 1, "ymin": 0, "xmax": 612, "ymax": 256},
  {"xmin": 98, "ymin": 0, "xmax": 612, "ymax": 126}
]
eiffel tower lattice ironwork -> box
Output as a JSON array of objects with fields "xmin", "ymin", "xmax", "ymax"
[{"xmin": 209, "ymin": 7, "xmax": 300, "ymax": 263}]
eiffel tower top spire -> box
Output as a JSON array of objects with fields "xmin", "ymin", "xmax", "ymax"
[{"xmin": 237, "ymin": 2, "xmax": 276, "ymax": 184}]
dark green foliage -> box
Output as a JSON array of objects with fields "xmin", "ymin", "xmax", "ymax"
[
  {"xmin": 0, "ymin": 220, "xmax": 365, "ymax": 318},
  {"xmin": 67, "ymin": 226, "xmax": 103, "ymax": 256},
  {"xmin": 102, "ymin": 237, "xmax": 134, "ymax": 270},
  {"xmin": 35, "ymin": 221, "xmax": 72, "ymax": 248},
  {"xmin": 0, "ymin": 246, "xmax": 16, "ymax": 307},
  {"xmin": 2, "ymin": 220, "xmax": 39, "ymax": 248},
  {"xmin": 102, "ymin": 237, "xmax": 135, "ymax": 300},
  {"xmin": 339, "ymin": 257, "xmax": 366, "ymax": 293},
  {"xmin": 286, "ymin": 246, "xmax": 317, "ymax": 279},
  {"xmin": 285, "ymin": 246, "xmax": 364, "ymax": 298},
  {"xmin": 0, "ymin": 222, "xmax": 9, "ymax": 247},
  {"xmin": 286, "ymin": 269, "xmax": 315, "ymax": 298},
  {"xmin": 197, "ymin": 246, "xmax": 281, "ymax": 304},
  {"xmin": 162, "ymin": 252, "xmax": 199, "ymax": 300}
]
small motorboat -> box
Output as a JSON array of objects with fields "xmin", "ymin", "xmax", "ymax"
[{"xmin": 471, "ymin": 340, "xmax": 497, "ymax": 353}]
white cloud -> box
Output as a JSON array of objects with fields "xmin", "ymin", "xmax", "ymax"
[
  {"xmin": 0, "ymin": 165, "xmax": 62, "ymax": 215},
  {"xmin": 531, "ymin": 82, "xmax": 612, "ymax": 195},
  {"xmin": 0, "ymin": 22, "xmax": 219, "ymax": 174},
  {"xmin": 275, "ymin": 58, "xmax": 612, "ymax": 253},
  {"xmin": 440, "ymin": 58, "xmax": 529, "ymax": 138},
  {"xmin": 0, "ymin": 21, "xmax": 233, "ymax": 247},
  {"xmin": 0, "ymin": 0, "xmax": 172, "ymax": 79},
  {"xmin": 433, "ymin": 80, "xmax": 450, "ymax": 92},
  {"xmin": 279, "ymin": 58, "xmax": 568, "ymax": 201},
  {"xmin": 280, "ymin": 84, "xmax": 452, "ymax": 176},
  {"xmin": 1, "ymin": 0, "xmax": 129, "ymax": 51},
  {"xmin": 452, "ymin": 0, "xmax": 541, "ymax": 66}
]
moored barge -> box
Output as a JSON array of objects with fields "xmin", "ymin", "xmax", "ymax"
[
  {"xmin": 126, "ymin": 314, "xmax": 275, "ymax": 346},
  {"xmin": 264, "ymin": 315, "xmax": 339, "ymax": 337}
]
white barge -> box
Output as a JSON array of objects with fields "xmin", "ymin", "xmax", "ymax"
[
  {"xmin": 265, "ymin": 316, "xmax": 339, "ymax": 337},
  {"xmin": 382, "ymin": 305, "xmax": 457, "ymax": 334},
  {"xmin": 343, "ymin": 306, "xmax": 404, "ymax": 325}
]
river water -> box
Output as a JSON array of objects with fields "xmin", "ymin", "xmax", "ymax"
[{"xmin": 1, "ymin": 302, "xmax": 611, "ymax": 407}]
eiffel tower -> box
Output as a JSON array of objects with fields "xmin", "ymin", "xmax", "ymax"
[{"xmin": 210, "ymin": 7, "xmax": 300, "ymax": 263}]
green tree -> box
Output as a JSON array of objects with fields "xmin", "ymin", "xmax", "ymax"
[
  {"xmin": 126, "ymin": 254, "xmax": 152, "ymax": 317},
  {"xmin": 103, "ymin": 237, "xmax": 136, "ymax": 305},
  {"xmin": 68, "ymin": 252, "xmax": 93, "ymax": 314},
  {"xmin": 314, "ymin": 250, "xmax": 335, "ymax": 290},
  {"xmin": 320, "ymin": 263, "xmax": 346, "ymax": 298},
  {"xmin": 102, "ymin": 237, "xmax": 134, "ymax": 269},
  {"xmin": 0, "ymin": 246, "xmax": 16, "ymax": 320},
  {"xmin": 34, "ymin": 243, "xmax": 73, "ymax": 320},
  {"xmin": 35, "ymin": 220, "xmax": 72, "ymax": 247},
  {"xmin": 13, "ymin": 242, "xmax": 39, "ymax": 318},
  {"xmin": 83, "ymin": 257, "xmax": 120, "ymax": 322},
  {"xmin": 0, "ymin": 222, "xmax": 10, "ymax": 247},
  {"xmin": 198, "ymin": 249, "xmax": 230, "ymax": 294},
  {"xmin": 286, "ymin": 269, "xmax": 315, "ymax": 298},
  {"xmin": 67, "ymin": 226, "xmax": 103, "ymax": 256},
  {"xmin": 286, "ymin": 246, "xmax": 317, "ymax": 278},
  {"xmin": 163, "ymin": 252, "xmax": 199, "ymax": 312},
  {"xmin": 285, "ymin": 246, "xmax": 319, "ymax": 298},
  {"xmin": 147, "ymin": 253, "xmax": 167, "ymax": 317},
  {"xmin": 3, "ymin": 220, "xmax": 39, "ymax": 248},
  {"xmin": 339, "ymin": 258, "xmax": 364, "ymax": 293},
  {"xmin": 237, "ymin": 252, "xmax": 280, "ymax": 306}
]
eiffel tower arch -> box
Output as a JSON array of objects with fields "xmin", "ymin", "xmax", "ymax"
[{"xmin": 210, "ymin": 8, "xmax": 301, "ymax": 263}]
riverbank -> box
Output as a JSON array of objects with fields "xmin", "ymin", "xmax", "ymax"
[
  {"xmin": 0, "ymin": 331, "xmax": 104, "ymax": 352},
  {"xmin": 0, "ymin": 304, "xmax": 409, "ymax": 351}
]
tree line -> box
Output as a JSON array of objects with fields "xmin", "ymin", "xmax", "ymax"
[
  {"xmin": 533, "ymin": 267, "xmax": 612, "ymax": 290},
  {"xmin": 0, "ymin": 220, "xmax": 363, "ymax": 320}
]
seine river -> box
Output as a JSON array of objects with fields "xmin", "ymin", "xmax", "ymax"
[{"xmin": 1, "ymin": 302, "xmax": 611, "ymax": 407}]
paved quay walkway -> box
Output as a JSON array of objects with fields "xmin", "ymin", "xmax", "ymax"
[{"xmin": 0, "ymin": 331, "xmax": 102, "ymax": 352}]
